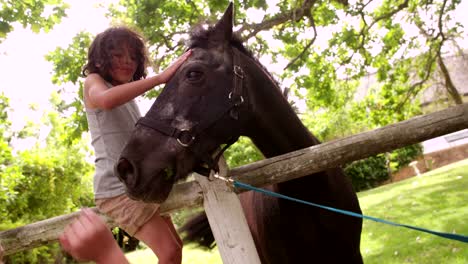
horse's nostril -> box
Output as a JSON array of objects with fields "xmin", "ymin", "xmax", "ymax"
[{"xmin": 116, "ymin": 158, "xmax": 134, "ymax": 182}]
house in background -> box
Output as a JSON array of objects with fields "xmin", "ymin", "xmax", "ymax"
[
  {"xmin": 422, "ymin": 129, "xmax": 468, "ymax": 154},
  {"xmin": 419, "ymin": 51, "xmax": 468, "ymax": 154},
  {"xmin": 357, "ymin": 50, "xmax": 468, "ymax": 179},
  {"xmin": 358, "ymin": 50, "xmax": 468, "ymax": 155}
]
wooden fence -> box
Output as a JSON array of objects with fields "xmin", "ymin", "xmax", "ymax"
[{"xmin": 1, "ymin": 103, "xmax": 467, "ymax": 263}]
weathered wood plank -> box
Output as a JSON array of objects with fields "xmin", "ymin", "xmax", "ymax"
[
  {"xmin": 1, "ymin": 103, "xmax": 466, "ymax": 256},
  {"xmin": 0, "ymin": 182, "xmax": 203, "ymax": 256},
  {"xmin": 0, "ymin": 208, "xmax": 114, "ymax": 257},
  {"xmin": 231, "ymin": 103, "xmax": 468, "ymax": 187},
  {"xmin": 195, "ymin": 157, "xmax": 261, "ymax": 264}
]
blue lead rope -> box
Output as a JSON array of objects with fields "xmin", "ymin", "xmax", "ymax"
[{"xmin": 233, "ymin": 180, "xmax": 468, "ymax": 244}]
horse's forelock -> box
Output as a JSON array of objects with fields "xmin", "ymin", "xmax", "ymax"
[
  {"xmin": 187, "ymin": 24, "xmax": 209, "ymax": 48},
  {"xmin": 187, "ymin": 23, "xmax": 244, "ymax": 50}
]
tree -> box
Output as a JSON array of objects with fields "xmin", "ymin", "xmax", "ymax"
[
  {"xmin": 0, "ymin": 0, "xmax": 69, "ymax": 42},
  {"xmin": 414, "ymin": 0, "xmax": 464, "ymax": 105},
  {"xmin": 1, "ymin": 92, "xmax": 94, "ymax": 263},
  {"xmin": 0, "ymin": 93, "xmax": 15, "ymax": 222},
  {"xmin": 47, "ymin": 0, "xmax": 465, "ymax": 166},
  {"xmin": 45, "ymin": 31, "xmax": 93, "ymax": 143},
  {"xmin": 0, "ymin": 2, "xmax": 95, "ymax": 261}
]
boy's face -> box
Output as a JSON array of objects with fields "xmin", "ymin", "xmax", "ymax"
[{"xmin": 109, "ymin": 46, "xmax": 137, "ymax": 85}]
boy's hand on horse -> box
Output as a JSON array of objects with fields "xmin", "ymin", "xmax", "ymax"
[{"xmin": 157, "ymin": 49, "xmax": 192, "ymax": 83}]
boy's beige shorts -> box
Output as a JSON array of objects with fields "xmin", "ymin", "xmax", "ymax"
[{"xmin": 95, "ymin": 194, "xmax": 161, "ymax": 236}]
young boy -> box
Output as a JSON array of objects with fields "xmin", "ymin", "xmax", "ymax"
[{"xmin": 63, "ymin": 26, "xmax": 191, "ymax": 263}]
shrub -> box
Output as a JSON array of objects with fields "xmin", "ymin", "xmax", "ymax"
[
  {"xmin": 344, "ymin": 154, "xmax": 389, "ymax": 192},
  {"xmin": 389, "ymin": 143, "xmax": 423, "ymax": 171},
  {"xmin": 344, "ymin": 144, "xmax": 422, "ymax": 192}
]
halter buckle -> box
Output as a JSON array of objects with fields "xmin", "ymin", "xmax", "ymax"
[{"xmin": 176, "ymin": 129, "xmax": 195, "ymax": 147}]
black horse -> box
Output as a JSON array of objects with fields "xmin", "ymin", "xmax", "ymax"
[{"xmin": 116, "ymin": 3, "xmax": 363, "ymax": 263}]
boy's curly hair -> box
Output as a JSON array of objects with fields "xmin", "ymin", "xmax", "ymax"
[{"xmin": 82, "ymin": 26, "xmax": 149, "ymax": 82}]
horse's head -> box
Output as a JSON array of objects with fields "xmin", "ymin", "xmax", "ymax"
[{"xmin": 115, "ymin": 3, "xmax": 248, "ymax": 203}]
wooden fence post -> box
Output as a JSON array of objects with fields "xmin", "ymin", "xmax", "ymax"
[{"xmin": 195, "ymin": 156, "xmax": 261, "ymax": 264}]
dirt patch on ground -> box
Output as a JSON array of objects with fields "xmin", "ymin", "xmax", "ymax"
[{"xmin": 389, "ymin": 143, "xmax": 468, "ymax": 182}]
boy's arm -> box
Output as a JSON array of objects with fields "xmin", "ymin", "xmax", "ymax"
[{"xmin": 86, "ymin": 50, "xmax": 191, "ymax": 110}]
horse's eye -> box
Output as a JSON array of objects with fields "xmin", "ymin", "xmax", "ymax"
[{"xmin": 187, "ymin": 71, "xmax": 203, "ymax": 81}]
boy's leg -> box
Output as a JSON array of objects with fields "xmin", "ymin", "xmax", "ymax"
[
  {"xmin": 95, "ymin": 195, "xmax": 183, "ymax": 264},
  {"xmin": 134, "ymin": 212, "xmax": 183, "ymax": 264},
  {"xmin": 162, "ymin": 215, "xmax": 183, "ymax": 247}
]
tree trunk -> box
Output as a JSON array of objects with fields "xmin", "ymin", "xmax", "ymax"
[{"xmin": 437, "ymin": 54, "xmax": 463, "ymax": 104}]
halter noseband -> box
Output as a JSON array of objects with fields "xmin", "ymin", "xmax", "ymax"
[{"xmin": 136, "ymin": 48, "xmax": 245, "ymax": 176}]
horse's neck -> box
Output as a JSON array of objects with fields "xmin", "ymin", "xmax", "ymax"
[
  {"xmin": 243, "ymin": 63, "xmax": 319, "ymax": 158},
  {"xmin": 242, "ymin": 54, "xmax": 327, "ymax": 197}
]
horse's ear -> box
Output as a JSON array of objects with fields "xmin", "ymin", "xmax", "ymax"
[{"xmin": 212, "ymin": 2, "xmax": 233, "ymax": 43}]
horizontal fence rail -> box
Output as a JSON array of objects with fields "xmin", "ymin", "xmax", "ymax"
[{"xmin": 1, "ymin": 103, "xmax": 467, "ymax": 256}]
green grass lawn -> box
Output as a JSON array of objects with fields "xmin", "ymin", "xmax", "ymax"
[
  {"xmin": 126, "ymin": 244, "xmax": 222, "ymax": 264},
  {"xmin": 359, "ymin": 159, "xmax": 468, "ymax": 263},
  {"xmin": 127, "ymin": 159, "xmax": 468, "ymax": 263}
]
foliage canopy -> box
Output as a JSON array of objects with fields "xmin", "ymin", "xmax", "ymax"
[{"xmin": 0, "ymin": 0, "xmax": 68, "ymax": 42}]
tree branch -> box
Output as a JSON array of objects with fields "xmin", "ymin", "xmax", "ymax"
[
  {"xmin": 237, "ymin": 0, "xmax": 317, "ymax": 42},
  {"xmin": 412, "ymin": 0, "xmax": 461, "ymax": 105},
  {"xmin": 396, "ymin": 50, "xmax": 436, "ymax": 111},
  {"xmin": 437, "ymin": 53, "xmax": 463, "ymax": 104},
  {"xmin": 438, "ymin": 0, "xmax": 448, "ymax": 41},
  {"xmin": 342, "ymin": 0, "xmax": 410, "ymax": 65},
  {"xmin": 283, "ymin": 13, "xmax": 318, "ymax": 70}
]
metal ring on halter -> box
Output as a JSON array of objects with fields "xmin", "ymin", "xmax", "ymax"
[
  {"xmin": 228, "ymin": 92, "xmax": 244, "ymax": 104},
  {"xmin": 176, "ymin": 129, "xmax": 195, "ymax": 147}
]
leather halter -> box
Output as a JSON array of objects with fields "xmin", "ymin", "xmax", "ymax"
[{"xmin": 136, "ymin": 48, "xmax": 245, "ymax": 176}]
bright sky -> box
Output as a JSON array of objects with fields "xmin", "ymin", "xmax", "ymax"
[
  {"xmin": 0, "ymin": 0, "xmax": 467, "ymax": 134},
  {"xmin": 0, "ymin": 0, "xmax": 116, "ymax": 131}
]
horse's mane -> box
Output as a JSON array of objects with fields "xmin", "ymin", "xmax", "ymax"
[{"xmin": 187, "ymin": 24, "xmax": 287, "ymax": 99}]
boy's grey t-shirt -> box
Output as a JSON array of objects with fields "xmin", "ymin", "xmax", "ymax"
[{"xmin": 85, "ymin": 86, "xmax": 141, "ymax": 199}]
